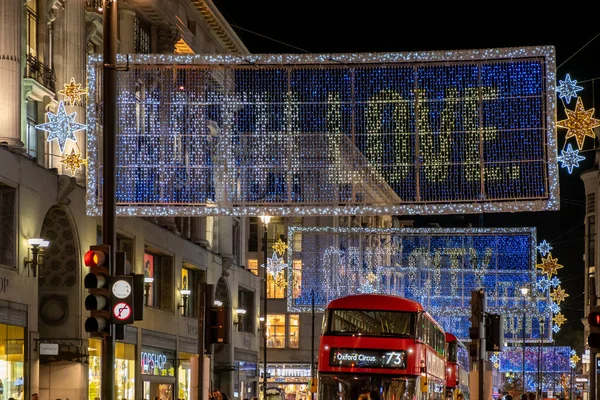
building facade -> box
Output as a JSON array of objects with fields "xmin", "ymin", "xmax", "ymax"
[
  {"xmin": 0, "ymin": 1, "xmax": 261, "ymax": 400},
  {"xmin": 581, "ymin": 147, "xmax": 600, "ymax": 399}
]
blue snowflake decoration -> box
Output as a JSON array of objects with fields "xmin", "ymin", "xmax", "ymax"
[
  {"xmin": 537, "ymin": 276, "xmax": 552, "ymax": 292},
  {"xmin": 571, "ymin": 350, "xmax": 576, "ymax": 356},
  {"xmin": 550, "ymin": 276, "xmax": 561, "ymax": 288},
  {"xmin": 358, "ymin": 281, "xmax": 377, "ymax": 293},
  {"xmin": 550, "ymin": 302, "xmax": 561, "ymax": 314},
  {"xmin": 557, "ymin": 143, "xmax": 586, "ymax": 174},
  {"xmin": 570, "ymin": 359, "xmax": 576, "ymax": 368},
  {"xmin": 35, "ymin": 101, "xmax": 86, "ymax": 154},
  {"xmin": 552, "ymin": 324, "xmax": 561, "ymax": 333},
  {"xmin": 557, "ymin": 74, "xmax": 584, "ymax": 104},
  {"xmin": 490, "ymin": 353, "xmax": 500, "ymax": 365},
  {"xmin": 536, "ymin": 240, "xmax": 553, "ymax": 257}
]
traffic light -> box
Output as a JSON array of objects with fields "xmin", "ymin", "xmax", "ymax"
[
  {"xmin": 205, "ymin": 306, "xmax": 227, "ymax": 344},
  {"xmin": 485, "ymin": 313, "xmax": 504, "ymax": 352},
  {"xmin": 588, "ymin": 306, "xmax": 600, "ymax": 353},
  {"xmin": 469, "ymin": 289, "xmax": 486, "ymax": 340},
  {"xmin": 84, "ymin": 245, "xmax": 111, "ymax": 336}
]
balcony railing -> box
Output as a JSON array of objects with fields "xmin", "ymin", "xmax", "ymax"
[{"xmin": 25, "ymin": 54, "xmax": 56, "ymax": 92}]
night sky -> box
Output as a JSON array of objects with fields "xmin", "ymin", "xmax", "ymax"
[{"xmin": 213, "ymin": 1, "xmax": 600, "ymax": 332}]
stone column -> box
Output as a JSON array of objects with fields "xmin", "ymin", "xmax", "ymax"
[
  {"xmin": 0, "ymin": 0, "xmax": 23, "ymax": 148},
  {"xmin": 191, "ymin": 217, "xmax": 210, "ymax": 247},
  {"xmin": 218, "ymin": 217, "xmax": 233, "ymax": 277},
  {"xmin": 52, "ymin": 0, "xmax": 86, "ymax": 180},
  {"xmin": 118, "ymin": 6, "xmax": 136, "ymax": 53}
]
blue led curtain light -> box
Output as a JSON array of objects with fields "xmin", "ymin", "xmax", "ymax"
[
  {"xmin": 86, "ymin": 47, "xmax": 558, "ymax": 217},
  {"xmin": 287, "ymin": 226, "xmax": 551, "ymax": 343}
]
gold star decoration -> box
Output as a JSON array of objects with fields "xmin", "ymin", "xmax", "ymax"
[
  {"xmin": 60, "ymin": 149, "xmax": 86, "ymax": 174},
  {"xmin": 365, "ymin": 273, "xmax": 377, "ymax": 284},
  {"xmin": 274, "ymin": 272, "xmax": 287, "ymax": 289},
  {"xmin": 557, "ymin": 97, "xmax": 600, "ymax": 150},
  {"xmin": 58, "ymin": 77, "xmax": 87, "ymax": 105},
  {"xmin": 552, "ymin": 312, "xmax": 567, "ymax": 327},
  {"xmin": 550, "ymin": 285, "xmax": 569, "ymax": 305},
  {"xmin": 272, "ymin": 239, "xmax": 288, "ymax": 256},
  {"xmin": 536, "ymin": 252, "xmax": 563, "ymax": 278},
  {"xmin": 570, "ymin": 354, "xmax": 581, "ymax": 365}
]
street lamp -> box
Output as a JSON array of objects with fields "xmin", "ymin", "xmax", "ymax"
[
  {"xmin": 260, "ymin": 215, "xmax": 271, "ymax": 400},
  {"xmin": 520, "ymin": 285, "xmax": 529, "ymax": 396}
]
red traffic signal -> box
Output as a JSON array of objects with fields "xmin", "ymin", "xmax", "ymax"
[
  {"xmin": 84, "ymin": 244, "xmax": 111, "ymax": 336},
  {"xmin": 589, "ymin": 310, "xmax": 600, "ymax": 327},
  {"xmin": 84, "ymin": 249, "xmax": 106, "ymax": 267},
  {"xmin": 588, "ymin": 306, "xmax": 600, "ymax": 352}
]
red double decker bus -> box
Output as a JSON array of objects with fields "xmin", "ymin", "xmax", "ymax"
[
  {"xmin": 445, "ymin": 332, "xmax": 469, "ymax": 400},
  {"xmin": 318, "ymin": 294, "xmax": 446, "ymax": 400}
]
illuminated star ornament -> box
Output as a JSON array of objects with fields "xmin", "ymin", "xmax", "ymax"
[
  {"xmin": 552, "ymin": 312, "xmax": 567, "ymax": 327},
  {"xmin": 570, "ymin": 353, "xmax": 580, "ymax": 368},
  {"xmin": 550, "ymin": 285, "xmax": 569, "ymax": 305},
  {"xmin": 552, "ymin": 324, "xmax": 561, "ymax": 333},
  {"xmin": 58, "ymin": 77, "xmax": 87, "ymax": 105},
  {"xmin": 536, "ymin": 240, "xmax": 552, "ymax": 257},
  {"xmin": 536, "ymin": 276, "xmax": 551, "ymax": 292},
  {"xmin": 557, "ymin": 97, "xmax": 600, "ymax": 150},
  {"xmin": 60, "ymin": 149, "xmax": 86, "ymax": 174},
  {"xmin": 556, "ymin": 74, "xmax": 583, "ymax": 104},
  {"xmin": 549, "ymin": 302, "xmax": 561, "ymax": 314},
  {"xmin": 557, "ymin": 143, "xmax": 586, "ymax": 174},
  {"xmin": 35, "ymin": 101, "xmax": 86, "ymax": 154},
  {"xmin": 266, "ymin": 251, "xmax": 287, "ymax": 276},
  {"xmin": 550, "ymin": 276, "xmax": 561, "ymax": 288},
  {"xmin": 490, "ymin": 353, "xmax": 500, "ymax": 368},
  {"xmin": 536, "ymin": 253, "xmax": 563, "ymax": 278},
  {"xmin": 272, "ymin": 239, "xmax": 288, "ymax": 256}
]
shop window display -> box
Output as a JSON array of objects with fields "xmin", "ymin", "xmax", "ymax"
[
  {"xmin": 88, "ymin": 339, "xmax": 136, "ymax": 400},
  {"xmin": 178, "ymin": 352, "xmax": 196, "ymax": 400},
  {"xmin": 0, "ymin": 325, "xmax": 24, "ymax": 400}
]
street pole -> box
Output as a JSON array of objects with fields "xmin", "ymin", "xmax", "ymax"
[
  {"xmin": 522, "ymin": 310, "xmax": 526, "ymax": 396},
  {"xmin": 260, "ymin": 216, "xmax": 270, "ymax": 400},
  {"xmin": 101, "ymin": 1, "xmax": 117, "ymax": 400},
  {"xmin": 311, "ymin": 290, "xmax": 315, "ymax": 400},
  {"xmin": 538, "ymin": 319, "xmax": 543, "ymax": 397},
  {"xmin": 520, "ymin": 286, "xmax": 529, "ymax": 397}
]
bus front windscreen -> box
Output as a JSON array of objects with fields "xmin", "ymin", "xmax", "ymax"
[
  {"xmin": 325, "ymin": 309, "xmax": 414, "ymax": 337},
  {"xmin": 319, "ymin": 374, "xmax": 417, "ymax": 400}
]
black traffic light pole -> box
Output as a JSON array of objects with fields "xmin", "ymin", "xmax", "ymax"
[{"xmin": 101, "ymin": 1, "xmax": 117, "ymax": 400}]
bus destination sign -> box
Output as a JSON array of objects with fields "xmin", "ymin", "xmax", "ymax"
[{"xmin": 330, "ymin": 348, "xmax": 407, "ymax": 369}]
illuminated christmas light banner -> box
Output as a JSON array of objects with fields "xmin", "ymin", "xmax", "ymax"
[
  {"xmin": 86, "ymin": 47, "xmax": 558, "ymax": 217},
  {"xmin": 287, "ymin": 227, "xmax": 552, "ymax": 342},
  {"xmin": 500, "ymin": 347, "xmax": 574, "ymax": 393}
]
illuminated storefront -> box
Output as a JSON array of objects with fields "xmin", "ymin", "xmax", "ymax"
[
  {"xmin": 177, "ymin": 352, "xmax": 196, "ymax": 400},
  {"xmin": 141, "ymin": 346, "xmax": 175, "ymax": 400},
  {"xmin": 235, "ymin": 361, "xmax": 257, "ymax": 400},
  {"xmin": 0, "ymin": 324, "xmax": 25, "ymax": 400},
  {"xmin": 88, "ymin": 339, "xmax": 136, "ymax": 400},
  {"xmin": 266, "ymin": 364, "xmax": 311, "ymax": 400}
]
